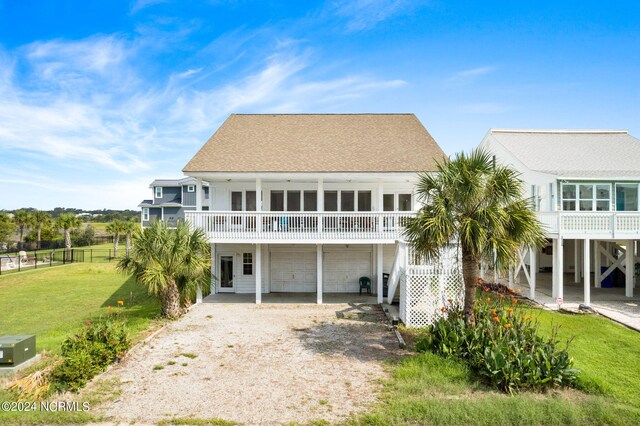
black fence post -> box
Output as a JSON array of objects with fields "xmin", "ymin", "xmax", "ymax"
[
  {"xmin": 34, "ymin": 250, "xmax": 37, "ymax": 269},
  {"xmin": 50, "ymin": 251, "xmax": 53, "ymax": 267}
]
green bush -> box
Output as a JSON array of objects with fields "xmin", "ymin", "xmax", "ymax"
[
  {"xmin": 416, "ymin": 297, "xmax": 578, "ymax": 394},
  {"xmin": 51, "ymin": 313, "xmax": 130, "ymax": 392}
]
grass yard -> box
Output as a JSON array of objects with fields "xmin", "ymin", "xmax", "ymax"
[
  {"xmin": 0, "ymin": 262, "xmax": 160, "ymax": 425},
  {"xmin": 355, "ymin": 305, "xmax": 640, "ymax": 426},
  {"xmin": 0, "ymin": 262, "xmax": 159, "ymax": 352}
]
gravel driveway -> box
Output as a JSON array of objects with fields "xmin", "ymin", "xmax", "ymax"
[{"xmin": 91, "ymin": 302, "xmax": 403, "ymax": 425}]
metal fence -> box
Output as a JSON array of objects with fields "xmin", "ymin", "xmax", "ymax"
[
  {"xmin": 4, "ymin": 236, "xmax": 115, "ymax": 253},
  {"xmin": 0, "ymin": 248, "xmax": 122, "ymax": 275}
]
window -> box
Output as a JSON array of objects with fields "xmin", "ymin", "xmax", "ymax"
[
  {"xmin": 155, "ymin": 186, "xmax": 162, "ymax": 198},
  {"xmin": 341, "ymin": 191, "xmax": 355, "ymax": 211},
  {"xmin": 303, "ymin": 191, "xmax": 317, "ymax": 211},
  {"xmin": 287, "ymin": 190, "xmax": 301, "ymax": 211},
  {"xmin": 243, "ymin": 253, "xmax": 253, "ymax": 275},
  {"xmin": 246, "ymin": 191, "xmax": 257, "ymax": 211},
  {"xmin": 324, "ymin": 191, "xmax": 338, "ymax": 211},
  {"xmin": 231, "ymin": 191, "xmax": 243, "ymax": 211},
  {"xmin": 616, "ymin": 184, "xmax": 639, "ymax": 211},
  {"xmin": 578, "ymin": 184, "xmax": 593, "ymax": 211},
  {"xmin": 595, "ymin": 185, "xmax": 610, "ymax": 211},
  {"xmin": 383, "ymin": 194, "xmax": 394, "ymax": 211},
  {"xmin": 270, "ymin": 191, "xmax": 284, "ymax": 211},
  {"xmin": 187, "ymin": 185, "xmax": 195, "ymax": 193},
  {"xmin": 562, "ymin": 183, "xmax": 611, "ymax": 211},
  {"xmin": 142, "ymin": 208, "xmax": 149, "ymax": 221},
  {"xmin": 561, "ymin": 184, "xmax": 576, "ymax": 211},
  {"xmin": 398, "ymin": 194, "xmax": 412, "ymax": 211},
  {"xmin": 358, "ymin": 191, "xmax": 372, "ymax": 211}
]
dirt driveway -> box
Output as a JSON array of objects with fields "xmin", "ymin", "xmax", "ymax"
[{"xmin": 90, "ymin": 302, "xmax": 403, "ymax": 425}]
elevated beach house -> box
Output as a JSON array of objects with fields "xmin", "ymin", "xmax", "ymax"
[
  {"xmin": 180, "ymin": 113, "xmax": 446, "ymax": 303},
  {"xmin": 139, "ymin": 177, "xmax": 209, "ymax": 228},
  {"xmin": 479, "ymin": 129, "xmax": 640, "ymax": 305}
]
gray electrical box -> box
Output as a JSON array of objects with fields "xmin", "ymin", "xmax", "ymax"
[{"xmin": 0, "ymin": 335, "xmax": 36, "ymax": 366}]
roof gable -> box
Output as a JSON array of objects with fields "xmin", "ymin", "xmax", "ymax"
[
  {"xmin": 487, "ymin": 129, "xmax": 640, "ymax": 178},
  {"xmin": 183, "ymin": 114, "xmax": 445, "ymax": 173}
]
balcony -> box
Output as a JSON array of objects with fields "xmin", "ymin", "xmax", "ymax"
[
  {"xmin": 185, "ymin": 211, "xmax": 415, "ymax": 243},
  {"xmin": 537, "ymin": 211, "xmax": 640, "ymax": 239}
]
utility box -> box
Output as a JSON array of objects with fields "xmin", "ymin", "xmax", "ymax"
[{"xmin": 0, "ymin": 335, "xmax": 36, "ymax": 366}]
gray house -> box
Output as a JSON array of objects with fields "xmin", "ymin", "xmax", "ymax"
[{"xmin": 139, "ymin": 177, "xmax": 209, "ymax": 227}]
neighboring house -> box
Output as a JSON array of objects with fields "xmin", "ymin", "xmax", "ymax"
[
  {"xmin": 139, "ymin": 177, "xmax": 209, "ymax": 228},
  {"xmin": 479, "ymin": 129, "xmax": 640, "ymax": 305},
  {"xmin": 181, "ymin": 113, "xmax": 446, "ymax": 304}
]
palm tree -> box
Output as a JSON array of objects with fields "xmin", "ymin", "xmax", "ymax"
[
  {"xmin": 106, "ymin": 220, "xmax": 126, "ymax": 258},
  {"xmin": 121, "ymin": 219, "xmax": 138, "ymax": 256},
  {"xmin": 403, "ymin": 149, "xmax": 546, "ymax": 325},
  {"xmin": 32, "ymin": 210, "xmax": 52, "ymax": 249},
  {"xmin": 117, "ymin": 221, "xmax": 210, "ymax": 319},
  {"xmin": 55, "ymin": 213, "xmax": 82, "ymax": 257},
  {"xmin": 13, "ymin": 210, "xmax": 33, "ymax": 245}
]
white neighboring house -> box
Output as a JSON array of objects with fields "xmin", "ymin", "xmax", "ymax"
[
  {"xmin": 479, "ymin": 129, "xmax": 640, "ymax": 305},
  {"xmin": 181, "ymin": 113, "xmax": 447, "ymax": 304}
]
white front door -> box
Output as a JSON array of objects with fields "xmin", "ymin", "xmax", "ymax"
[
  {"xmin": 270, "ymin": 251, "xmax": 317, "ymax": 292},
  {"xmin": 324, "ymin": 251, "xmax": 372, "ymax": 292},
  {"xmin": 218, "ymin": 253, "xmax": 235, "ymax": 293}
]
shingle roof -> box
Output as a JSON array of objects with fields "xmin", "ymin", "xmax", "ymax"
[
  {"xmin": 487, "ymin": 129, "xmax": 640, "ymax": 177},
  {"xmin": 149, "ymin": 177, "xmax": 209, "ymax": 187},
  {"xmin": 183, "ymin": 114, "xmax": 445, "ymax": 173}
]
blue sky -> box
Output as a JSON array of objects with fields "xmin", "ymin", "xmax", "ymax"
[{"xmin": 1, "ymin": 0, "xmax": 640, "ymax": 210}]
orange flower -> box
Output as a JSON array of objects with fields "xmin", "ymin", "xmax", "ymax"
[
  {"xmin": 504, "ymin": 323, "xmax": 511, "ymax": 328},
  {"xmin": 484, "ymin": 286, "xmax": 490, "ymax": 292},
  {"xmin": 507, "ymin": 308, "xmax": 513, "ymax": 314},
  {"xmin": 512, "ymin": 299, "xmax": 517, "ymax": 304},
  {"xmin": 516, "ymin": 288, "xmax": 522, "ymax": 293},
  {"xmin": 522, "ymin": 315, "xmax": 527, "ymax": 320},
  {"xmin": 492, "ymin": 316, "xmax": 499, "ymax": 322},
  {"xmin": 440, "ymin": 306, "xmax": 446, "ymax": 313},
  {"xmin": 477, "ymin": 278, "xmax": 484, "ymax": 285},
  {"xmin": 447, "ymin": 298, "xmax": 452, "ymax": 303},
  {"xmin": 499, "ymin": 294, "xmax": 504, "ymax": 299},
  {"xmin": 107, "ymin": 306, "xmax": 113, "ymax": 312},
  {"xmin": 491, "ymin": 309, "xmax": 497, "ymax": 316},
  {"xmin": 117, "ymin": 300, "xmax": 125, "ymax": 306},
  {"xmin": 507, "ymin": 287, "xmax": 514, "ymax": 293},
  {"xmin": 485, "ymin": 297, "xmax": 491, "ymax": 302}
]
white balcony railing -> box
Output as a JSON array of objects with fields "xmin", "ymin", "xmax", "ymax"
[
  {"xmin": 537, "ymin": 211, "xmax": 640, "ymax": 238},
  {"xmin": 185, "ymin": 211, "xmax": 415, "ymax": 243}
]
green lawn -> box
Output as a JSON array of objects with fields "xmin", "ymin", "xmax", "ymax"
[
  {"xmin": 0, "ymin": 262, "xmax": 159, "ymax": 425},
  {"xmin": 352, "ymin": 306, "xmax": 640, "ymax": 426},
  {"xmin": 0, "ymin": 262, "xmax": 159, "ymax": 353}
]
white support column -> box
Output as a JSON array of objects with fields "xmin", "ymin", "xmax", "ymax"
[
  {"xmin": 210, "ymin": 244, "xmax": 216, "ymax": 294},
  {"xmin": 208, "ymin": 180, "xmax": 214, "ymax": 210},
  {"xmin": 625, "ymin": 240, "xmax": 634, "ymax": 297},
  {"xmin": 574, "ymin": 239, "xmax": 580, "ymax": 283},
  {"xmin": 377, "ymin": 243, "xmax": 383, "ymax": 304},
  {"xmin": 317, "ymin": 244, "xmax": 323, "ymax": 304},
  {"xmin": 508, "ymin": 269, "xmax": 514, "ymax": 287},
  {"xmin": 583, "ymin": 238, "xmax": 590, "ymax": 306},
  {"xmin": 195, "ymin": 178, "xmax": 203, "ymax": 210},
  {"xmin": 594, "ymin": 240, "xmax": 601, "ymax": 288},
  {"xmin": 552, "ymin": 238, "xmax": 564, "ymax": 299},
  {"xmin": 557, "ymin": 238, "xmax": 564, "ymax": 300},
  {"xmin": 317, "ymin": 178, "xmax": 324, "ymax": 234},
  {"xmin": 529, "ymin": 247, "xmax": 537, "ymax": 300},
  {"xmin": 255, "ymin": 244, "xmax": 262, "ymax": 304},
  {"xmin": 256, "ymin": 178, "xmax": 262, "ymax": 211}
]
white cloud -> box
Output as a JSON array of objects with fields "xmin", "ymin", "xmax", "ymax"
[
  {"xmin": 130, "ymin": 0, "xmax": 170, "ymax": 14},
  {"xmin": 329, "ymin": 0, "xmax": 426, "ymax": 32},
  {"xmin": 448, "ymin": 66, "xmax": 497, "ymax": 83}
]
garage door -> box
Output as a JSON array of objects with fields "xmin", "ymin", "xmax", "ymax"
[
  {"xmin": 323, "ymin": 251, "xmax": 372, "ymax": 293},
  {"xmin": 270, "ymin": 251, "xmax": 317, "ymax": 292}
]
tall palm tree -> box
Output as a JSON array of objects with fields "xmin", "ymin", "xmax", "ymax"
[
  {"xmin": 55, "ymin": 213, "xmax": 83, "ymax": 257},
  {"xmin": 13, "ymin": 210, "xmax": 33, "ymax": 245},
  {"xmin": 117, "ymin": 221, "xmax": 210, "ymax": 319},
  {"xmin": 32, "ymin": 210, "xmax": 52, "ymax": 249},
  {"xmin": 404, "ymin": 149, "xmax": 546, "ymax": 325},
  {"xmin": 106, "ymin": 220, "xmax": 126, "ymax": 258},
  {"xmin": 121, "ymin": 219, "xmax": 138, "ymax": 256}
]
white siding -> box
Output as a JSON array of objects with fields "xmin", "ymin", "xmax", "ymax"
[
  {"xmin": 213, "ymin": 244, "xmax": 264, "ymax": 294},
  {"xmin": 323, "ymin": 245, "xmax": 372, "ymax": 292}
]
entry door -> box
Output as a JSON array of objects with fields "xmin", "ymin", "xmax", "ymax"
[{"xmin": 219, "ymin": 254, "xmax": 235, "ymax": 292}]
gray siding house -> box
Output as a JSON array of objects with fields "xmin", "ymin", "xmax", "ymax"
[{"xmin": 139, "ymin": 177, "xmax": 209, "ymax": 227}]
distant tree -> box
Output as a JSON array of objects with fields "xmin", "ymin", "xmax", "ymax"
[
  {"xmin": 71, "ymin": 224, "xmax": 96, "ymax": 247},
  {"xmin": 32, "ymin": 210, "xmax": 52, "ymax": 249},
  {"xmin": 55, "ymin": 213, "xmax": 83, "ymax": 256},
  {"xmin": 117, "ymin": 221, "xmax": 210, "ymax": 319},
  {"xmin": 13, "ymin": 210, "xmax": 33, "ymax": 243},
  {"xmin": 121, "ymin": 219, "xmax": 138, "ymax": 256},
  {"xmin": 106, "ymin": 220, "xmax": 127, "ymax": 258},
  {"xmin": 0, "ymin": 212, "xmax": 16, "ymax": 248}
]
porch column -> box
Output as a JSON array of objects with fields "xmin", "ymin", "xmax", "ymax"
[
  {"xmin": 317, "ymin": 244, "xmax": 323, "ymax": 304},
  {"xmin": 594, "ymin": 240, "xmax": 601, "ymax": 288},
  {"xmin": 210, "ymin": 244, "xmax": 216, "ymax": 294},
  {"xmin": 256, "ymin": 244, "xmax": 262, "ymax": 304},
  {"xmin": 377, "ymin": 243, "xmax": 383, "ymax": 304},
  {"xmin": 626, "ymin": 240, "xmax": 634, "ymax": 297},
  {"xmin": 583, "ymin": 238, "xmax": 590, "ymax": 306},
  {"xmin": 552, "ymin": 238, "xmax": 564, "ymax": 299},
  {"xmin": 256, "ymin": 178, "xmax": 262, "ymax": 211},
  {"xmin": 317, "ymin": 178, "xmax": 324, "ymax": 235},
  {"xmin": 574, "ymin": 239, "xmax": 580, "ymax": 283},
  {"xmin": 529, "ymin": 247, "xmax": 537, "ymax": 300},
  {"xmin": 208, "ymin": 180, "xmax": 214, "ymax": 210},
  {"xmin": 196, "ymin": 178, "xmax": 203, "ymax": 210}
]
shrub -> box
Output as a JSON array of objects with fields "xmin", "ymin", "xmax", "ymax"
[
  {"xmin": 51, "ymin": 313, "xmax": 130, "ymax": 392},
  {"xmin": 70, "ymin": 224, "xmax": 95, "ymax": 247},
  {"xmin": 416, "ymin": 297, "xmax": 578, "ymax": 394}
]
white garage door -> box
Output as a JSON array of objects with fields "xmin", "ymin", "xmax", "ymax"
[
  {"xmin": 270, "ymin": 251, "xmax": 317, "ymax": 292},
  {"xmin": 323, "ymin": 251, "xmax": 372, "ymax": 293}
]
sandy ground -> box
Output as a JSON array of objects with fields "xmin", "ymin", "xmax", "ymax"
[{"xmin": 88, "ymin": 302, "xmax": 403, "ymax": 425}]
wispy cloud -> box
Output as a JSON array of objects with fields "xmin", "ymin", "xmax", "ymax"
[
  {"xmin": 329, "ymin": 0, "xmax": 427, "ymax": 32},
  {"xmin": 448, "ymin": 66, "xmax": 497, "ymax": 83},
  {"xmin": 130, "ymin": 0, "xmax": 170, "ymax": 14}
]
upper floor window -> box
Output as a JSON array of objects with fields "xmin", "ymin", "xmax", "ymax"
[
  {"xmin": 616, "ymin": 184, "xmax": 639, "ymax": 211},
  {"xmin": 383, "ymin": 193, "xmax": 412, "ymax": 211},
  {"xmin": 155, "ymin": 187, "xmax": 162, "ymax": 198},
  {"xmin": 562, "ymin": 183, "xmax": 610, "ymax": 211},
  {"xmin": 187, "ymin": 185, "xmax": 195, "ymax": 193}
]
